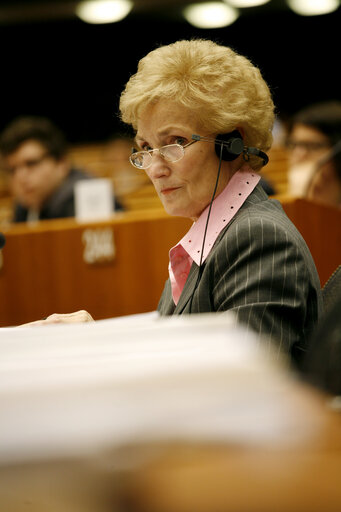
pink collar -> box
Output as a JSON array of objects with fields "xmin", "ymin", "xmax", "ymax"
[
  {"xmin": 168, "ymin": 166, "xmax": 260, "ymax": 304},
  {"xmin": 176, "ymin": 166, "xmax": 260, "ymax": 265}
]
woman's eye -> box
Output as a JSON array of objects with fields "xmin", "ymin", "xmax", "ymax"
[
  {"xmin": 141, "ymin": 145, "xmax": 152, "ymax": 151},
  {"xmin": 174, "ymin": 137, "xmax": 187, "ymax": 146}
]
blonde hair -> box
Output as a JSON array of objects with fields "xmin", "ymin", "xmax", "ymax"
[{"xmin": 119, "ymin": 39, "xmax": 275, "ymax": 170}]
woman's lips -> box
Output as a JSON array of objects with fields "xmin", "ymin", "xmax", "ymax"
[{"xmin": 161, "ymin": 187, "xmax": 180, "ymax": 195}]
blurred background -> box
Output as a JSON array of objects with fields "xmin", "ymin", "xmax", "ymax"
[{"xmin": 0, "ymin": 0, "xmax": 340, "ymax": 144}]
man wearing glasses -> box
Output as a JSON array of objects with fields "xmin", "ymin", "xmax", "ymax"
[{"xmin": 0, "ymin": 116, "xmax": 121, "ymax": 222}]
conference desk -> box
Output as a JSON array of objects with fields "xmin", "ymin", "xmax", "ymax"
[
  {"xmin": 0, "ymin": 198, "xmax": 340, "ymax": 511},
  {"xmin": 0, "ymin": 197, "xmax": 340, "ymax": 327},
  {"xmin": 118, "ymin": 393, "xmax": 341, "ymax": 512},
  {"xmin": 0, "ymin": 209, "xmax": 191, "ymax": 327},
  {"xmin": 0, "ymin": 311, "xmax": 341, "ymax": 512},
  {"xmin": 1, "ymin": 377, "xmax": 341, "ymax": 511}
]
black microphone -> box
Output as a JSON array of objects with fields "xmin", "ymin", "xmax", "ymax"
[
  {"xmin": 245, "ymin": 146, "xmax": 269, "ymax": 166},
  {"xmin": 0, "ymin": 232, "xmax": 6, "ymax": 250}
]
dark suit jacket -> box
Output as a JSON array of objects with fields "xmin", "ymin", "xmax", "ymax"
[
  {"xmin": 13, "ymin": 168, "xmax": 123, "ymax": 222},
  {"xmin": 158, "ymin": 185, "xmax": 323, "ymax": 368}
]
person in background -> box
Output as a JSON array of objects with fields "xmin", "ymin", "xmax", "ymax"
[
  {"xmin": 30, "ymin": 39, "xmax": 322, "ymax": 371},
  {"xmin": 286, "ymin": 101, "xmax": 341, "ymax": 206},
  {"xmin": 0, "ymin": 116, "xmax": 122, "ymax": 222}
]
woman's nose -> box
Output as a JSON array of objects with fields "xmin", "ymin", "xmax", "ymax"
[{"xmin": 146, "ymin": 155, "xmax": 171, "ymax": 179}]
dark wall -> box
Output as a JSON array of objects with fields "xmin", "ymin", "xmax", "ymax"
[{"xmin": 0, "ymin": 7, "xmax": 339, "ymax": 144}]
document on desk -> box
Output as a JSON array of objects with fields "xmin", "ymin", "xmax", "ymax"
[{"xmin": 0, "ymin": 312, "xmax": 324, "ymax": 464}]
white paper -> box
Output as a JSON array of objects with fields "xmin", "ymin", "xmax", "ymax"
[
  {"xmin": 74, "ymin": 178, "xmax": 114, "ymax": 221},
  {"xmin": 0, "ymin": 312, "xmax": 323, "ymax": 464}
]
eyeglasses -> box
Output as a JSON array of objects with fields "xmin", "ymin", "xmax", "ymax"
[
  {"xmin": 285, "ymin": 139, "xmax": 330, "ymax": 152},
  {"xmin": 7, "ymin": 152, "xmax": 51, "ymax": 174},
  {"xmin": 129, "ymin": 140, "xmax": 197, "ymax": 170}
]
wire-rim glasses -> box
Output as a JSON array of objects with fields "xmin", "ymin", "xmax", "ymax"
[{"xmin": 129, "ymin": 140, "xmax": 197, "ymax": 170}]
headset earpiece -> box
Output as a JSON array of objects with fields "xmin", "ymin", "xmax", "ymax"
[
  {"xmin": 214, "ymin": 130, "xmax": 244, "ymax": 161},
  {"xmin": 191, "ymin": 131, "xmax": 269, "ymax": 166},
  {"xmin": 245, "ymin": 146, "xmax": 269, "ymax": 166}
]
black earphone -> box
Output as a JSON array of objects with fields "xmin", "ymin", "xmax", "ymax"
[
  {"xmin": 192, "ymin": 131, "xmax": 269, "ymax": 166},
  {"xmin": 214, "ymin": 130, "xmax": 244, "ymax": 161}
]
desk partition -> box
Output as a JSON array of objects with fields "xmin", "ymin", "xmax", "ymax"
[
  {"xmin": 0, "ymin": 210, "xmax": 191, "ymax": 327},
  {"xmin": 279, "ymin": 197, "xmax": 340, "ymax": 286}
]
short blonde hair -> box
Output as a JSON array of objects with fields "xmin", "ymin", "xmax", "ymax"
[{"xmin": 119, "ymin": 39, "xmax": 275, "ymax": 170}]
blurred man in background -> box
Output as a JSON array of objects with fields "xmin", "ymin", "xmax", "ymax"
[{"xmin": 0, "ymin": 116, "xmax": 122, "ymax": 222}]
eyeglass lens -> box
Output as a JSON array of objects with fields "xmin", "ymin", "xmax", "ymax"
[
  {"xmin": 130, "ymin": 144, "xmax": 185, "ymax": 169},
  {"xmin": 286, "ymin": 140, "xmax": 330, "ymax": 152}
]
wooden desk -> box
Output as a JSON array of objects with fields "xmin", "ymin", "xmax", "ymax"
[
  {"xmin": 0, "ymin": 382, "xmax": 340, "ymax": 512},
  {"xmin": 0, "ymin": 210, "xmax": 191, "ymax": 327},
  {"xmin": 278, "ymin": 197, "xmax": 341, "ymax": 286},
  {"xmin": 0, "ymin": 198, "xmax": 339, "ymax": 327}
]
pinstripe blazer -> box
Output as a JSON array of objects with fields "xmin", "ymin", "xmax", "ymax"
[{"xmin": 157, "ymin": 184, "xmax": 323, "ymax": 367}]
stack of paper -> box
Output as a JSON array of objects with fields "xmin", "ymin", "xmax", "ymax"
[{"xmin": 0, "ymin": 312, "xmax": 323, "ymax": 465}]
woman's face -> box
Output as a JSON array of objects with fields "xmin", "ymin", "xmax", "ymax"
[{"xmin": 135, "ymin": 100, "xmax": 231, "ymax": 221}]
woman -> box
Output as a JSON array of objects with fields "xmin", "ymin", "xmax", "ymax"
[
  {"xmin": 119, "ymin": 39, "xmax": 322, "ymax": 367},
  {"xmin": 36, "ymin": 40, "xmax": 323, "ymax": 368}
]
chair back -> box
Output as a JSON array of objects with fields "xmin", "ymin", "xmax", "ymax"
[
  {"xmin": 322, "ymin": 265, "xmax": 341, "ymax": 313},
  {"xmin": 302, "ymin": 265, "xmax": 341, "ymax": 395}
]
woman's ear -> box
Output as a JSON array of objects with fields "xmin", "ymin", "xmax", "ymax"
[{"xmin": 236, "ymin": 127, "xmax": 245, "ymax": 139}]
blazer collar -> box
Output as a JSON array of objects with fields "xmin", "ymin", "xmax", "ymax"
[{"xmin": 171, "ymin": 183, "xmax": 268, "ymax": 314}]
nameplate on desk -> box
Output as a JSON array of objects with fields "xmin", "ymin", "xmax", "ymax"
[
  {"xmin": 82, "ymin": 228, "xmax": 115, "ymax": 264},
  {"xmin": 74, "ymin": 179, "xmax": 114, "ymax": 222}
]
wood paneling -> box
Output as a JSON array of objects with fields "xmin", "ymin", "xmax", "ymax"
[{"xmin": 0, "ymin": 198, "xmax": 339, "ymax": 327}]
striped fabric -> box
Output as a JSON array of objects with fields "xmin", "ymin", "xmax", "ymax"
[{"xmin": 157, "ymin": 184, "xmax": 323, "ymax": 367}]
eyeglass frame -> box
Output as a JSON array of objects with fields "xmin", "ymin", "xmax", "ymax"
[
  {"xmin": 6, "ymin": 151, "xmax": 53, "ymax": 175},
  {"xmin": 129, "ymin": 140, "xmax": 198, "ymax": 170},
  {"xmin": 285, "ymin": 138, "xmax": 331, "ymax": 153}
]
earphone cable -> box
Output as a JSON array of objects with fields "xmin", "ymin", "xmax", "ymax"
[{"xmin": 188, "ymin": 143, "xmax": 224, "ymax": 312}]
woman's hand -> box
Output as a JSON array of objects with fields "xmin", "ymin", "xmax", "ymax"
[{"xmin": 20, "ymin": 310, "xmax": 94, "ymax": 327}]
